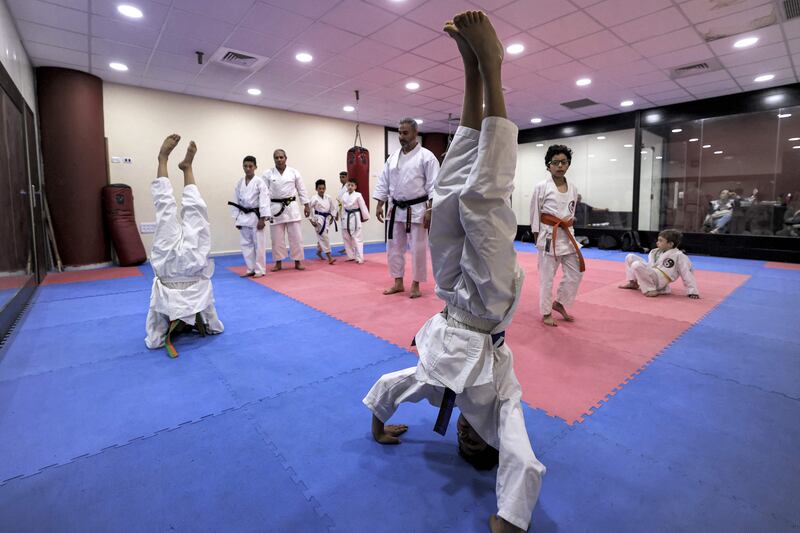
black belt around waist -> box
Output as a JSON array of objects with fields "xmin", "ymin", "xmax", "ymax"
[
  {"xmin": 314, "ymin": 209, "xmax": 337, "ymax": 234},
  {"xmin": 345, "ymin": 208, "xmax": 361, "ymax": 235},
  {"xmin": 388, "ymin": 195, "xmax": 429, "ymax": 239},
  {"xmin": 227, "ymin": 201, "xmax": 261, "ymax": 219},
  {"xmin": 271, "ymin": 196, "xmax": 296, "ymax": 219}
]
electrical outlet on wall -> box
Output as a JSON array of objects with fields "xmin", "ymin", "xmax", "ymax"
[
  {"xmin": 123, "ymin": 157, "xmax": 134, "ymax": 164},
  {"xmin": 140, "ymin": 222, "xmax": 156, "ymax": 234}
]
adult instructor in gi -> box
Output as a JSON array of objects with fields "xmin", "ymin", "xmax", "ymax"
[
  {"xmin": 374, "ymin": 118, "xmax": 440, "ymax": 298},
  {"xmin": 263, "ymin": 149, "xmax": 310, "ymax": 271}
]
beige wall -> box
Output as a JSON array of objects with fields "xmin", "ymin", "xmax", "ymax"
[{"xmin": 103, "ymin": 83, "xmax": 386, "ymax": 256}]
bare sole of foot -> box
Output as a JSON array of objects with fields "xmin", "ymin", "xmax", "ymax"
[
  {"xmin": 543, "ymin": 315, "xmax": 557, "ymax": 327},
  {"xmin": 552, "ymin": 302, "xmax": 574, "ymax": 322},
  {"xmin": 383, "ymin": 286, "xmax": 405, "ymax": 295},
  {"xmin": 178, "ymin": 141, "xmax": 196, "ymax": 171},
  {"xmin": 619, "ymin": 282, "xmax": 639, "ymax": 290},
  {"xmin": 453, "ymin": 10, "xmax": 503, "ymax": 71},
  {"xmin": 159, "ymin": 134, "xmax": 180, "ymax": 159}
]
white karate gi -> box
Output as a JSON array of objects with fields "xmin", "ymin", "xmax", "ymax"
[
  {"xmin": 625, "ymin": 249, "xmax": 699, "ymax": 296},
  {"xmin": 364, "ymin": 118, "xmax": 545, "ymax": 531},
  {"xmin": 262, "ymin": 166, "xmax": 309, "ymax": 262},
  {"xmin": 309, "ymin": 193, "xmax": 337, "ymax": 254},
  {"xmin": 231, "ymin": 175, "xmax": 270, "ymax": 275},
  {"xmin": 374, "ymin": 143, "xmax": 440, "ymax": 283},
  {"xmin": 530, "ymin": 178, "xmax": 584, "ymax": 315},
  {"xmin": 145, "ymin": 177, "xmax": 223, "ymax": 349},
  {"xmin": 341, "ymin": 190, "xmax": 370, "ymax": 263}
]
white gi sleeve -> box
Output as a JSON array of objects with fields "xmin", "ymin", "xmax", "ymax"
[
  {"xmin": 295, "ymin": 170, "xmax": 309, "ymax": 205},
  {"xmin": 647, "ymin": 249, "xmax": 658, "ymax": 266},
  {"xmin": 231, "ymin": 181, "xmax": 240, "ymax": 221},
  {"xmin": 677, "ymin": 253, "xmax": 699, "ymax": 296},
  {"xmin": 357, "ymin": 192, "xmax": 371, "ymax": 222},
  {"xmin": 374, "ymin": 159, "xmax": 390, "ymax": 202},
  {"xmin": 529, "ymin": 182, "xmax": 542, "ymax": 237},
  {"xmin": 258, "ymin": 177, "xmax": 270, "ymax": 218},
  {"xmin": 423, "ymin": 151, "xmax": 440, "ymax": 195}
]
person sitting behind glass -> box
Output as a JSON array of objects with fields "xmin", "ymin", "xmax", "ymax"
[
  {"xmin": 777, "ymin": 193, "xmax": 800, "ymax": 237},
  {"xmin": 703, "ymin": 189, "xmax": 734, "ymax": 234},
  {"xmin": 574, "ymin": 194, "xmax": 607, "ymax": 227}
]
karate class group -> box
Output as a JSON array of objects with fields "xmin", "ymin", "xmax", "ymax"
[{"xmin": 143, "ymin": 11, "xmax": 703, "ymax": 533}]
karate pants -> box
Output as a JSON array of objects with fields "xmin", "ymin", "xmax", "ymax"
[
  {"xmin": 145, "ymin": 285, "xmax": 224, "ymax": 349},
  {"xmin": 625, "ymin": 254, "xmax": 669, "ymax": 294},
  {"xmin": 316, "ymin": 228, "xmax": 331, "ymax": 254},
  {"xmin": 387, "ymin": 221, "xmax": 428, "ymax": 282},
  {"xmin": 343, "ymin": 227, "xmax": 364, "ymax": 263},
  {"xmin": 239, "ymin": 226, "xmax": 268, "ymax": 275},
  {"xmin": 364, "ymin": 365, "xmax": 544, "ymax": 531},
  {"xmin": 538, "ymin": 251, "xmax": 583, "ymax": 315},
  {"xmin": 270, "ymin": 220, "xmax": 304, "ymax": 261}
]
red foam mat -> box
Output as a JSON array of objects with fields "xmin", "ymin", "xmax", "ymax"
[
  {"xmin": 231, "ymin": 252, "xmax": 748, "ymax": 424},
  {"xmin": 764, "ymin": 261, "xmax": 800, "ymax": 270},
  {"xmin": 42, "ymin": 266, "xmax": 143, "ymax": 285}
]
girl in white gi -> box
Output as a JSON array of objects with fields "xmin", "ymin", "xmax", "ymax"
[
  {"xmin": 374, "ymin": 119, "xmax": 440, "ymax": 299},
  {"xmin": 308, "ymin": 178, "xmax": 337, "ymax": 264},
  {"xmin": 230, "ymin": 155, "xmax": 270, "ymax": 278},
  {"xmin": 145, "ymin": 135, "xmax": 223, "ymax": 357},
  {"xmin": 262, "ymin": 149, "xmax": 310, "ymax": 271},
  {"xmin": 619, "ymin": 229, "xmax": 700, "ymax": 298},
  {"xmin": 363, "ymin": 12, "xmax": 544, "ymax": 533},
  {"xmin": 341, "ymin": 178, "xmax": 370, "ymax": 264},
  {"xmin": 530, "ymin": 145, "xmax": 586, "ymax": 327}
]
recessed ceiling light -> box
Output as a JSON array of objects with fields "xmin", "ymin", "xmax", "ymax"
[
  {"xmin": 655, "ymin": 156, "xmax": 663, "ymax": 160},
  {"xmin": 620, "ymin": 100, "xmax": 634, "ymax": 107},
  {"xmin": 734, "ymin": 36, "xmax": 758, "ymax": 49},
  {"xmin": 295, "ymin": 52, "xmax": 313, "ymax": 63},
  {"xmin": 343, "ymin": 105, "xmax": 355, "ymax": 112},
  {"xmin": 754, "ymin": 74, "xmax": 775, "ymax": 83},
  {"xmin": 530, "ymin": 117, "xmax": 542, "ymax": 124},
  {"xmin": 576, "ymin": 78, "xmax": 591, "ymax": 86},
  {"xmin": 793, "ymin": 145, "xmax": 800, "ymax": 149},
  {"xmin": 789, "ymin": 137, "xmax": 800, "ymax": 141},
  {"xmin": 624, "ymin": 144, "xmax": 633, "ymax": 148},
  {"xmin": 414, "ymin": 118, "xmax": 423, "ymax": 124},
  {"xmin": 109, "ymin": 62, "xmax": 128, "ymax": 71},
  {"xmin": 563, "ymin": 127, "xmax": 575, "ymax": 134},
  {"xmin": 778, "ymin": 113, "xmax": 792, "ymax": 118},
  {"xmin": 405, "ymin": 81, "xmax": 420, "ymax": 90},
  {"xmin": 714, "ymin": 150, "xmax": 723, "ymax": 154},
  {"xmin": 689, "ymin": 138, "xmax": 699, "ymax": 142},
  {"xmin": 588, "ymin": 154, "xmax": 595, "ymax": 158},
  {"xmin": 702, "ymin": 144, "xmax": 711, "ymax": 148},
  {"xmin": 536, "ymin": 143, "xmax": 544, "ymax": 147},
  {"xmin": 506, "ymin": 43, "xmax": 524, "ymax": 55},
  {"xmin": 645, "ymin": 113, "xmax": 660, "ymax": 123},
  {"xmin": 117, "ymin": 4, "xmax": 143, "ymax": 18},
  {"xmin": 765, "ymin": 94, "xmax": 784, "ymax": 103},
  {"xmin": 671, "ymin": 128, "xmax": 682, "ymax": 133},
  {"xmin": 247, "ymin": 88, "xmax": 261, "ymax": 96},
  {"xmin": 609, "ymin": 158, "xmax": 617, "ymax": 162},
  {"xmin": 596, "ymin": 136, "xmax": 606, "ymax": 140}
]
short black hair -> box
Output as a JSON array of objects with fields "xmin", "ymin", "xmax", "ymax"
[
  {"xmin": 545, "ymin": 144, "xmax": 573, "ymax": 167},
  {"xmin": 339, "ymin": 171, "xmax": 348, "ymax": 176},
  {"xmin": 347, "ymin": 177, "xmax": 358, "ymax": 186},
  {"xmin": 243, "ymin": 155, "xmax": 257, "ymax": 166},
  {"xmin": 315, "ymin": 179, "xmax": 326, "ymax": 188},
  {"xmin": 659, "ymin": 229, "xmax": 682, "ymax": 248},
  {"xmin": 399, "ymin": 117, "xmax": 418, "ymax": 132}
]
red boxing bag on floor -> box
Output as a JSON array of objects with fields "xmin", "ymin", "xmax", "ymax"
[
  {"xmin": 102, "ymin": 184, "xmax": 147, "ymax": 266},
  {"xmin": 347, "ymin": 124, "xmax": 370, "ymax": 210}
]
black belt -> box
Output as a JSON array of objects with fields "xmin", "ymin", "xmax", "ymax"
[
  {"xmin": 314, "ymin": 209, "xmax": 337, "ymax": 235},
  {"xmin": 412, "ymin": 330, "xmax": 505, "ymax": 436},
  {"xmin": 271, "ymin": 196, "xmax": 296, "ymax": 219},
  {"xmin": 387, "ymin": 195, "xmax": 428, "ymax": 239},
  {"xmin": 345, "ymin": 208, "xmax": 361, "ymax": 236},
  {"xmin": 227, "ymin": 201, "xmax": 261, "ymax": 219}
]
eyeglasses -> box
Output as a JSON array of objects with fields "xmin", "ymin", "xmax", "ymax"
[{"xmin": 548, "ymin": 160, "xmax": 570, "ymax": 167}]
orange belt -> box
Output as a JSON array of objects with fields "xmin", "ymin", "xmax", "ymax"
[{"xmin": 540, "ymin": 213, "xmax": 586, "ymax": 272}]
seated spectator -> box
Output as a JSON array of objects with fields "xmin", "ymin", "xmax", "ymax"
[
  {"xmin": 703, "ymin": 189, "xmax": 734, "ymax": 234},
  {"xmin": 574, "ymin": 194, "xmax": 607, "ymax": 227}
]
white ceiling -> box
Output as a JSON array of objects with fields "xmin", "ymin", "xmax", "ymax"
[{"xmin": 7, "ymin": 0, "xmax": 800, "ymax": 132}]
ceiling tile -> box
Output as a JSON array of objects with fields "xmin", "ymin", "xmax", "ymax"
[
  {"xmin": 635, "ymin": 80, "xmax": 682, "ymax": 95},
  {"xmin": 783, "ymin": 17, "xmax": 800, "ymax": 39},
  {"xmin": 169, "ymin": 0, "xmax": 255, "ymax": 24},
  {"xmin": 90, "ymin": 14, "xmax": 162, "ymax": 48},
  {"xmin": 148, "ymin": 50, "xmax": 204, "ymax": 74},
  {"xmin": 679, "ymin": 0, "xmax": 771, "ymax": 25},
  {"xmin": 612, "ymin": 7, "xmax": 689, "ymax": 44},
  {"xmin": 586, "ymin": 0, "xmax": 671, "ymax": 27},
  {"xmin": 649, "ymin": 43, "xmax": 713, "ymax": 70},
  {"xmin": 728, "ymin": 56, "xmax": 792, "ymax": 77},
  {"xmin": 298, "ymin": 68, "xmax": 348, "ymax": 87},
  {"xmin": 514, "ymin": 47, "xmax": 573, "ymax": 72},
  {"xmin": 537, "ymin": 60, "xmax": 594, "ymax": 82},
  {"xmin": 6, "ymin": 0, "xmax": 89, "ymax": 33},
  {"xmin": 362, "ymin": 0, "xmax": 427, "ymax": 15},
  {"xmin": 529, "ymin": 11, "xmax": 602, "ymax": 46},
  {"xmin": 631, "ymin": 27, "xmax": 704, "ymax": 56},
  {"xmin": 687, "ymin": 78, "xmax": 740, "ymax": 96},
  {"xmin": 383, "ymin": 53, "xmax": 438, "ymax": 76},
  {"xmin": 694, "ymin": 3, "xmax": 778, "ymax": 42},
  {"xmin": 91, "ymin": 38, "xmax": 152, "ymax": 64},
  {"xmin": 369, "ymin": 17, "xmax": 439, "ymax": 49},
  {"xmin": 417, "ymin": 84, "xmax": 460, "ymax": 100},
  {"xmin": 560, "ymin": 30, "xmax": 625, "ymax": 59},
  {"xmin": 675, "ymin": 69, "xmax": 733, "ymax": 88},
  {"xmin": 416, "ymin": 63, "xmax": 463, "ymax": 84},
  {"xmin": 193, "ymin": 62, "xmax": 254, "ymax": 89},
  {"xmin": 707, "ymin": 21, "xmax": 783, "ymax": 56},
  {"xmin": 323, "ymin": 0, "xmax": 397, "ymax": 36},
  {"xmin": 353, "ymin": 66, "xmax": 408, "ymax": 86},
  {"xmin": 404, "ymin": 0, "xmax": 482, "ymax": 32},
  {"xmin": 163, "ymin": 9, "xmax": 235, "ymax": 45},
  {"xmin": 143, "ymin": 64, "xmax": 198, "ymax": 84},
  {"xmin": 495, "ymin": 0, "xmax": 577, "ymax": 30},
  {"xmin": 317, "ymin": 55, "xmax": 375, "ymax": 79},
  {"xmin": 339, "ymin": 38, "xmax": 403, "ymax": 67},
  {"xmin": 581, "ymin": 46, "xmax": 642, "ymax": 69},
  {"xmin": 240, "ymin": 2, "xmax": 314, "ymax": 40},
  {"xmin": 413, "ymin": 35, "xmax": 461, "ymax": 63},
  {"xmin": 291, "ymin": 22, "xmax": 364, "ymax": 54},
  {"xmin": 16, "ymin": 20, "xmax": 88, "ymax": 52},
  {"xmin": 223, "ymin": 28, "xmax": 286, "ymax": 59},
  {"xmin": 720, "ymin": 41, "xmax": 788, "ymax": 69},
  {"xmin": 26, "ymin": 41, "xmax": 89, "ymax": 67},
  {"xmin": 139, "ymin": 78, "xmax": 188, "ymax": 94},
  {"xmin": 91, "ymin": 0, "xmax": 170, "ymax": 30}
]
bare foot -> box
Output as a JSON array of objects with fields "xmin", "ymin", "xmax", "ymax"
[
  {"xmin": 294, "ymin": 261, "xmax": 305, "ymax": 270},
  {"xmin": 619, "ymin": 281, "xmax": 639, "ymax": 290},
  {"xmin": 178, "ymin": 141, "xmax": 196, "ymax": 171},
  {"xmin": 543, "ymin": 314, "xmax": 557, "ymax": 327},
  {"xmin": 383, "ymin": 284, "xmax": 405, "ymax": 295},
  {"xmin": 346, "ymin": 258, "xmax": 356, "ymax": 262},
  {"xmin": 240, "ymin": 271, "xmax": 255, "ymax": 278},
  {"xmin": 316, "ymin": 248, "xmax": 323, "ymax": 260},
  {"xmin": 645, "ymin": 290, "xmax": 660, "ymax": 297},
  {"xmin": 271, "ymin": 261, "xmax": 282, "ymax": 272},
  {"xmin": 490, "ymin": 514, "xmax": 525, "ymax": 533},
  {"xmin": 409, "ymin": 281, "xmax": 421, "ymax": 299},
  {"xmin": 443, "ymin": 20, "xmax": 478, "ymax": 69},
  {"xmin": 253, "ymin": 273, "xmax": 264, "ymax": 279},
  {"xmin": 159, "ymin": 134, "xmax": 180, "ymax": 160},
  {"xmin": 372, "ymin": 415, "xmax": 408, "ymax": 445},
  {"xmin": 327, "ymin": 256, "xmax": 336, "ymax": 265},
  {"xmin": 453, "ymin": 11, "xmax": 503, "ymax": 74},
  {"xmin": 552, "ymin": 301, "xmax": 574, "ymax": 322}
]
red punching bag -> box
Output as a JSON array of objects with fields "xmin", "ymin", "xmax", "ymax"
[
  {"xmin": 102, "ymin": 184, "xmax": 147, "ymax": 266},
  {"xmin": 347, "ymin": 92, "xmax": 370, "ymax": 210}
]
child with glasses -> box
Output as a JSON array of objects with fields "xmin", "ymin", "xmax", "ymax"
[{"xmin": 530, "ymin": 146, "xmax": 585, "ymax": 327}]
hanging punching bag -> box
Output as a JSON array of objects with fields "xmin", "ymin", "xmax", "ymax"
[
  {"xmin": 347, "ymin": 91, "xmax": 370, "ymax": 209},
  {"xmin": 102, "ymin": 184, "xmax": 147, "ymax": 266}
]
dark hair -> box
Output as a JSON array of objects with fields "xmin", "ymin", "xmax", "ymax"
[
  {"xmin": 243, "ymin": 155, "xmax": 257, "ymax": 166},
  {"xmin": 347, "ymin": 177, "xmax": 358, "ymax": 186},
  {"xmin": 273, "ymin": 149, "xmax": 286, "ymax": 157},
  {"xmin": 545, "ymin": 144, "xmax": 572, "ymax": 167},
  {"xmin": 315, "ymin": 179, "xmax": 326, "ymax": 188},
  {"xmin": 339, "ymin": 171, "xmax": 348, "ymax": 176},
  {"xmin": 399, "ymin": 117, "xmax": 418, "ymax": 132},
  {"xmin": 458, "ymin": 443, "xmax": 499, "ymax": 471},
  {"xmin": 659, "ymin": 229, "xmax": 682, "ymax": 248}
]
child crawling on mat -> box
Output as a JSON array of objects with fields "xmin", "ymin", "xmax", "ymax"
[{"xmin": 619, "ymin": 229, "xmax": 700, "ymax": 299}]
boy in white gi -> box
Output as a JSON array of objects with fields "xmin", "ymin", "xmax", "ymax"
[
  {"xmin": 363, "ymin": 12, "xmax": 544, "ymax": 533},
  {"xmin": 530, "ymin": 145, "xmax": 586, "ymax": 327},
  {"xmin": 262, "ymin": 149, "xmax": 310, "ymax": 271},
  {"xmin": 145, "ymin": 134, "xmax": 224, "ymax": 357},
  {"xmin": 341, "ymin": 178, "xmax": 370, "ymax": 264},
  {"xmin": 308, "ymin": 178, "xmax": 337, "ymax": 264},
  {"xmin": 335, "ymin": 170, "xmax": 349, "ymax": 256},
  {"xmin": 229, "ymin": 155, "xmax": 270, "ymax": 278},
  {"xmin": 619, "ymin": 229, "xmax": 700, "ymax": 298}
]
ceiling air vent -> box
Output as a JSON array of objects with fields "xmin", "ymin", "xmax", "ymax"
[
  {"xmin": 670, "ymin": 57, "xmax": 723, "ymax": 79},
  {"xmin": 561, "ymin": 98, "xmax": 598, "ymax": 109},
  {"xmin": 210, "ymin": 48, "xmax": 269, "ymax": 70},
  {"xmin": 785, "ymin": 0, "xmax": 800, "ymax": 19}
]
